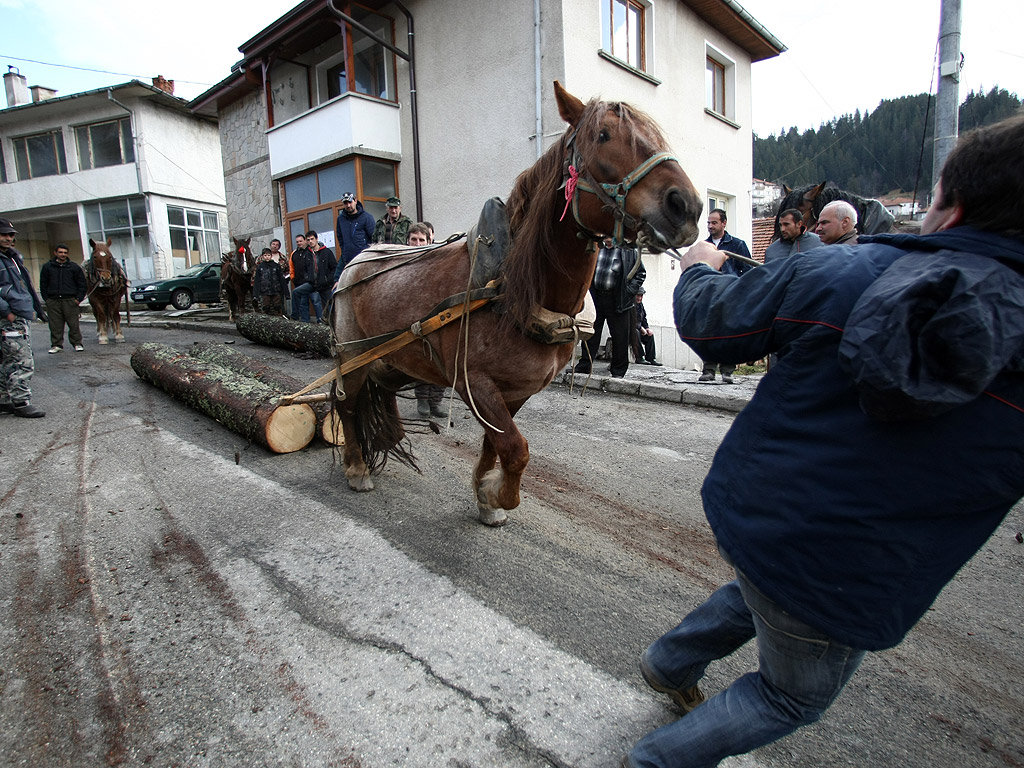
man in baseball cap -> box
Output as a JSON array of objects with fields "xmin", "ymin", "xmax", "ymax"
[
  {"xmin": 334, "ymin": 192, "xmax": 376, "ymax": 278},
  {"xmin": 372, "ymin": 197, "xmax": 411, "ymax": 245},
  {"xmin": 0, "ymin": 216, "xmax": 48, "ymax": 417}
]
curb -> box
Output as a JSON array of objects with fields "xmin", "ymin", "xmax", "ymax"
[{"xmin": 552, "ymin": 371, "xmax": 753, "ymax": 413}]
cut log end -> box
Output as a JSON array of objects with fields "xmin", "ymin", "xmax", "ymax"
[
  {"xmin": 321, "ymin": 409, "xmax": 345, "ymax": 446},
  {"xmin": 265, "ymin": 403, "xmax": 318, "ymax": 453}
]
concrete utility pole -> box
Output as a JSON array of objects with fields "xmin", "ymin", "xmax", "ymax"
[{"xmin": 932, "ymin": 0, "xmax": 962, "ymax": 184}]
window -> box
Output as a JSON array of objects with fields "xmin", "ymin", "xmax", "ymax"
[
  {"xmin": 76, "ymin": 117, "xmax": 135, "ymax": 170},
  {"xmin": 13, "ymin": 129, "xmax": 68, "ymax": 179},
  {"xmin": 0, "ymin": 146, "xmax": 6, "ymax": 183},
  {"xmin": 352, "ymin": 9, "xmax": 396, "ymax": 100},
  {"xmin": 282, "ymin": 157, "xmax": 398, "ymax": 245},
  {"xmin": 707, "ymin": 193, "xmax": 731, "ymax": 222},
  {"xmin": 308, "ymin": 4, "xmax": 397, "ymax": 109},
  {"xmin": 167, "ymin": 205, "xmax": 222, "ymax": 271},
  {"xmin": 705, "ymin": 45, "xmax": 736, "ymax": 123},
  {"xmin": 84, "ymin": 197, "xmax": 151, "ymax": 281},
  {"xmin": 601, "ymin": 0, "xmax": 646, "ymax": 71}
]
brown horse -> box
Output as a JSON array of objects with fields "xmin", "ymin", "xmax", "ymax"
[
  {"xmin": 330, "ymin": 81, "xmax": 702, "ymax": 525},
  {"xmin": 84, "ymin": 238, "xmax": 127, "ymax": 344},
  {"xmin": 221, "ymin": 237, "xmax": 254, "ymax": 321}
]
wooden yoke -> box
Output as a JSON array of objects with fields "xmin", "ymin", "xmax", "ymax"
[{"xmin": 279, "ymin": 294, "xmax": 496, "ymax": 406}]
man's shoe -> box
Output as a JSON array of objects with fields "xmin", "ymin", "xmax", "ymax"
[
  {"xmin": 698, "ymin": 372, "xmax": 715, "ymax": 383},
  {"xmin": 572, "ymin": 364, "xmax": 591, "ymax": 376},
  {"xmin": 639, "ymin": 653, "xmax": 705, "ymax": 714},
  {"xmin": 73, "ymin": 345, "xmax": 85, "ymax": 351},
  {"xmin": 648, "ymin": 360, "xmax": 663, "ymax": 366},
  {"xmin": 0, "ymin": 403, "xmax": 12, "ymax": 414},
  {"xmin": 11, "ymin": 403, "xmax": 45, "ymax": 418},
  {"xmin": 429, "ymin": 404, "xmax": 447, "ymax": 418},
  {"xmin": 722, "ymin": 375, "xmax": 734, "ymax": 384},
  {"xmin": 48, "ymin": 346, "xmax": 62, "ymax": 354},
  {"xmin": 417, "ymin": 399, "xmax": 431, "ymax": 418}
]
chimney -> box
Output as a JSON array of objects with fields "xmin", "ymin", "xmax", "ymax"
[
  {"xmin": 4, "ymin": 65, "xmax": 29, "ymax": 107},
  {"xmin": 30, "ymin": 85, "xmax": 57, "ymax": 102},
  {"xmin": 152, "ymin": 75, "xmax": 175, "ymax": 95}
]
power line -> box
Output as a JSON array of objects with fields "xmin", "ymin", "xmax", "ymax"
[{"xmin": 0, "ymin": 53, "xmax": 215, "ymax": 87}]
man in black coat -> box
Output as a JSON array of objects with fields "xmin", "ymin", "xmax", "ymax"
[{"xmin": 39, "ymin": 243, "xmax": 87, "ymax": 353}]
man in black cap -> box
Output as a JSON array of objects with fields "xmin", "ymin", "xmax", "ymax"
[
  {"xmin": 334, "ymin": 192, "xmax": 376, "ymax": 280},
  {"xmin": 0, "ymin": 217, "xmax": 47, "ymax": 417},
  {"xmin": 372, "ymin": 197, "xmax": 412, "ymax": 245}
]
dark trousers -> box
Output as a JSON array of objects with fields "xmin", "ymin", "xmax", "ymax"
[
  {"xmin": 258, "ymin": 294, "xmax": 283, "ymax": 314},
  {"xmin": 638, "ymin": 330, "xmax": 657, "ymax": 362},
  {"xmin": 585, "ymin": 289, "xmax": 632, "ymax": 377},
  {"xmin": 45, "ymin": 297, "xmax": 82, "ymax": 348},
  {"xmin": 702, "ymin": 361, "xmax": 736, "ymax": 376}
]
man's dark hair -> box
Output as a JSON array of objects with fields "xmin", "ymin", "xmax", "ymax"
[
  {"xmin": 270, "ymin": 239, "xmax": 281, "ymax": 247},
  {"xmin": 938, "ymin": 114, "xmax": 1024, "ymax": 236},
  {"xmin": 305, "ymin": 230, "xmax": 318, "ymax": 239},
  {"xmin": 54, "ymin": 243, "xmax": 69, "ymax": 252},
  {"xmin": 408, "ymin": 222, "xmax": 430, "ymax": 240},
  {"xmin": 710, "ymin": 208, "xmax": 727, "ymax": 222},
  {"xmin": 779, "ymin": 208, "xmax": 803, "ymax": 223}
]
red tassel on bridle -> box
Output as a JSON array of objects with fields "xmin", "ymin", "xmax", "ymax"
[{"xmin": 560, "ymin": 165, "xmax": 579, "ymax": 222}]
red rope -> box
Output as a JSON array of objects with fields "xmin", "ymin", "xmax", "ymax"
[{"xmin": 560, "ymin": 165, "xmax": 579, "ymax": 222}]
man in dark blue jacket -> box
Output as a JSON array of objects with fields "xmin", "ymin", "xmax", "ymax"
[
  {"xmin": 334, "ymin": 193, "xmax": 375, "ymax": 281},
  {"xmin": 697, "ymin": 209, "xmax": 751, "ymax": 383},
  {"xmin": 625, "ymin": 115, "xmax": 1024, "ymax": 767}
]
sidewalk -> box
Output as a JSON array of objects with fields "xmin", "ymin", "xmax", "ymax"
[{"xmin": 100, "ymin": 308, "xmax": 761, "ymax": 412}]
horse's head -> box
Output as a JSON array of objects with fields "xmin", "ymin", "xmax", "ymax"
[
  {"xmin": 554, "ymin": 80, "xmax": 702, "ymax": 252},
  {"xmin": 88, "ymin": 237, "xmax": 116, "ymax": 287},
  {"xmin": 774, "ymin": 181, "xmax": 828, "ymax": 239},
  {"xmin": 231, "ymin": 237, "xmax": 253, "ymax": 272}
]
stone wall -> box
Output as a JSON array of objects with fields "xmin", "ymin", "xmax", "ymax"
[{"xmin": 219, "ymin": 90, "xmax": 278, "ymax": 244}]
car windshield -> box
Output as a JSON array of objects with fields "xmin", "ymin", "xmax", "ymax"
[{"xmin": 175, "ymin": 264, "xmax": 210, "ymax": 278}]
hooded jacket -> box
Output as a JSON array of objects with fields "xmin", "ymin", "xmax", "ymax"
[
  {"xmin": 335, "ymin": 202, "xmax": 376, "ymax": 275},
  {"xmin": 1, "ymin": 245, "xmax": 46, "ymax": 320},
  {"xmin": 672, "ymin": 227, "xmax": 1024, "ymax": 650}
]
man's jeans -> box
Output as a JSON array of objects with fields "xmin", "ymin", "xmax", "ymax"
[
  {"xmin": 291, "ymin": 282, "xmax": 322, "ymax": 322},
  {"xmin": 629, "ymin": 572, "xmax": 866, "ymax": 768}
]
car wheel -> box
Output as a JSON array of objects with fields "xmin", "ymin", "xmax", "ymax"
[{"xmin": 171, "ymin": 289, "xmax": 194, "ymax": 310}]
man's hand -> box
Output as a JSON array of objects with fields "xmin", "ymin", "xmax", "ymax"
[{"xmin": 679, "ymin": 241, "xmax": 728, "ymax": 271}]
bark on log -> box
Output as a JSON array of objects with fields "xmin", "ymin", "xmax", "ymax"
[
  {"xmin": 130, "ymin": 342, "xmax": 316, "ymax": 454},
  {"xmin": 235, "ymin": 313, "xmax": 333, "ymax": 358},
  {"xmin": 187, "ymin": 341, "xmax": 343, "ymax": 445}
]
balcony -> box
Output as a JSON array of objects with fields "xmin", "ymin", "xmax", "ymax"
[{"xmin": 267, "ymin": 92, "xmax": 401, "ymax": 179}]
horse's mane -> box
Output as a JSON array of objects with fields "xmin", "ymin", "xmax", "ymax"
[{"xmin": 502, "ymin": 99, "xmax": 668, "ymax": 331}]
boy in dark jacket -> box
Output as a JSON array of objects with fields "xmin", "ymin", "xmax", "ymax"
[
  {"xmin": 252, "ymin": 248, "xmax": 284, "ymax": 315},
  {"xmin": 625, "ymin": 115, "xmax": 1024, "ymax": 767}
]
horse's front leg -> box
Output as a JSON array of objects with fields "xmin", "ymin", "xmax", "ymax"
[
  {"xmin": 95, "ymin": 310, "xmax": 109, "ymax": 344},
  {"xmin": 112, "ymin": 305, "xmax": 125, "ymax": 342},
  {"xmin": 460, "ymin": 375, "xmax": 529, "ymax": 526}
]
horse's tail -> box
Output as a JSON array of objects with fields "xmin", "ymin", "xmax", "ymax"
[{"xmin": 348, "ymin": 376, "xmax": 418, "ymax": 474}]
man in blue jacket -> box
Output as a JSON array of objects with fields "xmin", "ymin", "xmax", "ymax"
[
  {"xmin": 697, "ymin": 209, "xmax": 751, "ymax": 383},
  {"xmin": 334, "ymin": 193, "xmax": 375, "ymax": 281},
  {"xmin": 625, "ymin": 115, "xmax": 1024, "ymax": 767}
]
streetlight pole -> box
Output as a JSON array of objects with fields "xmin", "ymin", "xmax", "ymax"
[{"xmin": 932, "ymin": 0, "xmax": 962, "ymax": 184}]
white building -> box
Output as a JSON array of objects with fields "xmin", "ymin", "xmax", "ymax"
[
  {"xmin": 191, "ymin": 0, "xmax": 783, "ymax": 368},
  {"xmin": 0, "ymin": 70, "xmax": 227, "ymax": 284}
]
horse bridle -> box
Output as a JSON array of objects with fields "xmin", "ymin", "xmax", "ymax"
[{"xmin": 561, "ymin": 129, "xmax": 679, "ymax": 246}]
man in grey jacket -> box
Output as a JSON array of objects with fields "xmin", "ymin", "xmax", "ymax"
[
  {"xmin": 763, "ymin": 208, "xmax": 821, "ymax": 263},
  {"xmin": 0, "ymin": 217, "xmax": 47, "ymax": 417}
]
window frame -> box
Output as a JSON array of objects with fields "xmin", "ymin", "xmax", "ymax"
[
  {"xmin": 166, "ymin": 204, "xmax": 222, "ymax": 270},
  {"xmin": 75, "ymin": 117, "xmax": 135, "ymax": 170},
  {"xmin": 600, "ymin": 0, "xmax": 649, "ymax": 73},
  {"xmin": 704, "ymin": 43, "xmax": 738, "ymax": 126},
  {"xmin": 13, "ymin": 128, "xmax": 68, "ymax": 180}
]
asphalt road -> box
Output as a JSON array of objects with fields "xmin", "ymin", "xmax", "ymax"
[{"xmin": 1, "ymin": 323, "xmax": 1022, "ymax": 768}]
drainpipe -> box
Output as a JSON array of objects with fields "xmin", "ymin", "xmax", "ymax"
[
  {"xmin": 534, "ymin": 0, "xmax": 543, "ymax": 159},
  {"xmin": 326, "ymin": 0, "xmax": 423, "ymax": 222},
  {"xmin": 107, "ymin": 89, "xmax": 149, "ymax": 280}
]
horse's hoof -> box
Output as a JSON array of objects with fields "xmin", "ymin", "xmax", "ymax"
[
  {"xmin": 114, "ymin": 337, "xmax": 126, "ymax": 343},
  {"xmin": 477, "ymin": 504, "xmax": 509, "ymax": 526},
  {"xmin": 347, "ymin": 475, "xmax": 374, "ymax": 492},
  {"xmin": 98, "ymin": 339, "xmax": 109, "ymax": 345}
]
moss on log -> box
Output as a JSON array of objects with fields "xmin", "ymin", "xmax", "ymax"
[
  {"xmin": 235, "ymin": 313, "xmax": 333, "ymax": 358},
  {"xmin": 130, "ymin": 342, "xmax": 316, "ymax": 453},
  {"xmin": 187, "ymin": 341, "xmax": 342, "ymax": 445}
]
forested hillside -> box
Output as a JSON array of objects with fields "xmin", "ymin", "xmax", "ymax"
[{"xmin": 753, "ymin": 87, "xmax": 1021, "ymax": 200}]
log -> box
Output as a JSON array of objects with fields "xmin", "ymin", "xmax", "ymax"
[
  {"xmin": 235, "ymin": 313, "xmax": 333, "ymax": 358},
  {"xmin": 187, "ymin": 341, "xmax": 343, "ymax": 445},
  {"xmin": 130, "ymin": 342, "xmax": 316, "ymax": 454}
]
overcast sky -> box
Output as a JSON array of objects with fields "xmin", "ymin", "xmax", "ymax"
[{"xmin": 2, "ymin": 0, "xmax": 1022, "ymax": 138}]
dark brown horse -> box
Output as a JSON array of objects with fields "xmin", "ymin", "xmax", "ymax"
[
  {"xmin": 774, "ymin": 181, "xmax": 894, "ymax": 240},
  {"xmin": 84, "ymin": 238, "xmax": 127, "ymax": 344},
  {"xmin": 330, "ymin": 81, "xmax": 702, "ymax": 525},
  {"xmin": 221, "ymin": 237, "xmax": 254, "ymax": 321}
]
